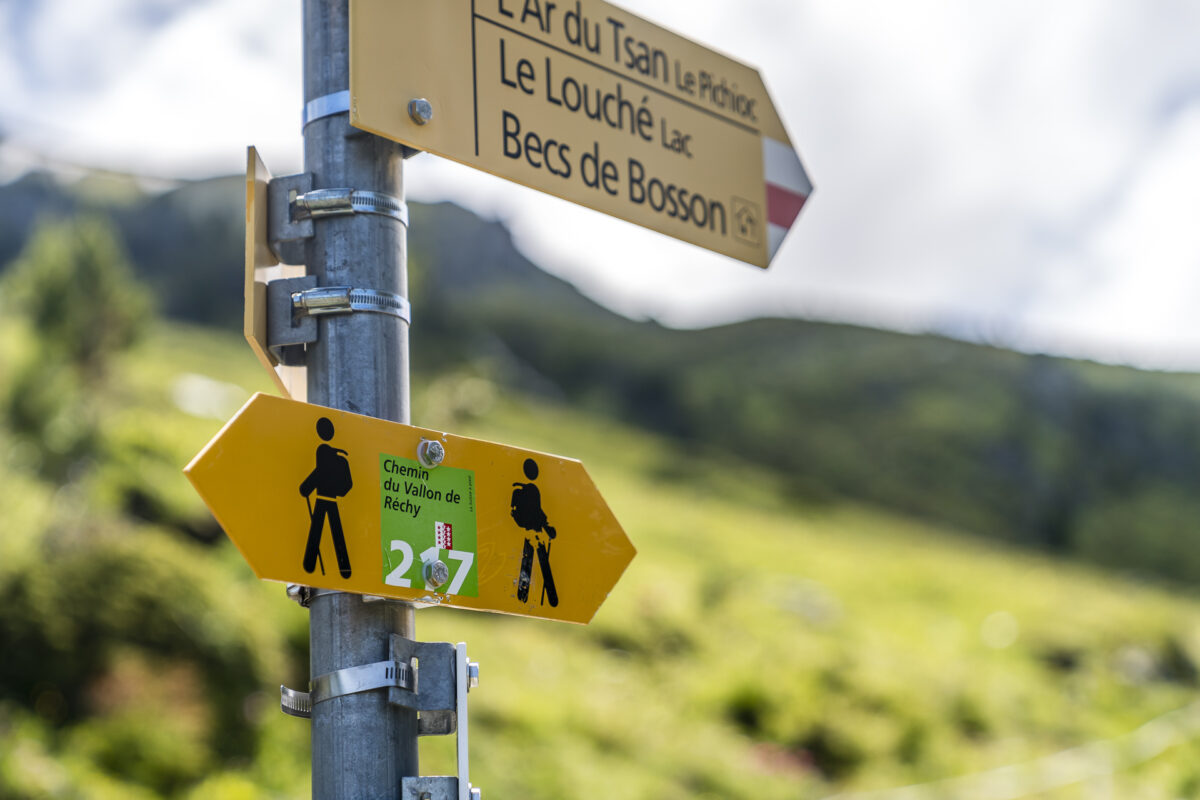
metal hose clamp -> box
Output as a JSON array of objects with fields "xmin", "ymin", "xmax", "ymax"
[
  {"xmin": 310, "ymin": 659, "xmax": 415, "ymax": 705},
  {"xmin": 293, "ymin": 188, "xmax": 409, "ymax": 226},
  {"xmin": 302, "ymin": 89, "xmax": 351, "ymax": 129},
  {"xmin": 292, "ymin": 286, "xmax": 412, "ymax": 324},
  {"xmin": 281, "ymin": 658, "xmax": 416, "ymax": 718}
]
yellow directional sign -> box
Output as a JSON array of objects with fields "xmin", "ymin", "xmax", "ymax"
[
  {"xmin": 349, "ymin": 0, "xmax": 812, "ymax": 268},
  {"xmin": 185, "ymin": 393, "xmax": 635, "ymax": 624}
]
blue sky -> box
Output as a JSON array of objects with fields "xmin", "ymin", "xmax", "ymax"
[{"xmin": 2, "ymin": 0, "xmax": 1200, "ymax": 369}]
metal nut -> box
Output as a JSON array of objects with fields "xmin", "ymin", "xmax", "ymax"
[
  {"xmin": 467, "ymin": 661, "xmax": 480, "ymax": 690},
  {"xmin": 417, "ymin": 439, "xmax": 445, "ymax": 468},
  {"xmin": 408, "ymin": 98, "xmax": 434, "ymax": 125},
  {"xmin": 423, "ymin": 559, "xmax": 450, "ymax": 589},
  {"xmin": 285, "ymin": 584, "xmax": 311, "ymax": 607}
]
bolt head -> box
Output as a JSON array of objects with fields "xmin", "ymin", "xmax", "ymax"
[
  {"xmin": 408, "ymin": 98, "xmax": 434, "ymax": 125},
  {"xmin": 468, "ymin": 661, "xmax": 480, "ymax": 690},
  {"xmin": 418, "ymin": 439, "xmax": 445, "ymax": 468},
  {"xmin": 424, "ymin": 559, "xmax": 450, "ymax": 589}
]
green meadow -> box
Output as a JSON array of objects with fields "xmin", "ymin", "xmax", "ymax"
[{"xmin": 4, "ymin": 316, "xmax": 1200, "ymax": 799}]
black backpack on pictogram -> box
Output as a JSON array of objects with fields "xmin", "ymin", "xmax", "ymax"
[
  {"xmin": 510, "ymin": 482, "xmax": 547, "ymax": 532},
  {"xmin": 324, "ymin": 448, "xmax": 353, "ymax": 497}
]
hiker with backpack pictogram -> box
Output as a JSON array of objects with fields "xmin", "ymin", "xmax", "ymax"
[
  {"xmin": 511, "ymin": 458, "xmax": 558, "ymax": 607},
  {"xmin": 299, "ymin": 417, "xmax": 353, "ymax": 579}
]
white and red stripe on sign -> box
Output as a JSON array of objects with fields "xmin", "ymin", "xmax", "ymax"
[
  {"xmin": 763, "ymin": 137, "xmax": 813, "ymax": 261},
  {"xmin": 435, "ymin": 521, "xmax": 453, "ymax": 549}
]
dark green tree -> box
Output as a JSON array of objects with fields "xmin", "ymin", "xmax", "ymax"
[
  {"xmin": 4, "ymin": 216, "xmax": 149, "ymax": 380},
  {"xmin": 1, "ymin": 217, "xmax": 151, "ymax": 479}
]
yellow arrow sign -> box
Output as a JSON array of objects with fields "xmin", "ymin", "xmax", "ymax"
[
  {"xmin": 185, "ymin": 393, "xmax": 634, "ymax": 624},
  {"xmin": 348, "ymin": 0, "xmax": 812, "ymax": 268}
]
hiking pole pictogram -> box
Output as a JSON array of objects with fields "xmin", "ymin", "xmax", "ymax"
[{"xmin": 303, "ymin": 494, "xmax": 326, "ymax": 576}]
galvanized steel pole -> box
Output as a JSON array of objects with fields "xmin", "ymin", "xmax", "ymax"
[{"xmin": 302, "ymin": 0, "xmax": 419, "ymax": 796}]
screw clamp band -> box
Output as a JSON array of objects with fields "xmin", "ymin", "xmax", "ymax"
[
  {"xmin": 302, "ymin": 89, "xmax": 351, "ymax": 129},
  {"xmin": 311, "ymin": 659, "xmax": 415, "ymax": 705},
  {"xmin": 281, "ymin": 658, "xmax": 416, "ymax": 718},
  {"xmin": 292, "ymin": 286, "xmax": 412, "ymax": 324},
  {"xmin": 293, "ymin": 188, "xmax": 409, "ymax": 226}
]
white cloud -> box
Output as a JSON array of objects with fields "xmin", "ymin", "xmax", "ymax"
[
  {"xmin": 3, "ymin": 0, "xmax": 1200, "ymax": 368},
  {"xmin": 1019, "ymin": 103, "xmax": 1200, "ymax": 367},
  {"xmin": 63, "ymin": 0, "xmax": 299, "ymax": 175},
  {"xmin": 0, "ymin": 0, "xmax": 300, "ymax": 177}
]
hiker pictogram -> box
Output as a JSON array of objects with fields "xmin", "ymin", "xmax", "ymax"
[
  {"xmin": 299, "ymin": 416, "xmax": 353, "ymax": 578},
  {"xmin": 185, "ymin": 392, "xmax": 634, "ymax": 622},
  {"xmin": 511, "ymin": 458, "xmax": 558, "ymax": 607}
]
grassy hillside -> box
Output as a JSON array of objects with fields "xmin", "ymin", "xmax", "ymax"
[
  {"xmin": 4, "ymin": 316, "xmax": 1200, "ymax": 799},
  {"xmin": 4, "ymin": 172, "xmax": 1200, "ymax": 586},
  {"xmin": 475, "ymin": 309, "xmax": 1200, "ymax": 577}
]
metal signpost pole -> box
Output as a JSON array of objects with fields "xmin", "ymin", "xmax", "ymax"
[
  {"xmin": 302, "ymin": 0, "xmax": 417, "ymax": 795},
  {"xmin": 193, "ymin": 0, "xmax": 805, "ymax": 796}
]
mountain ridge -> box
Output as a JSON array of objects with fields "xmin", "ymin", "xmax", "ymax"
[{"xmin": 3, "ymin": 170, "xmax": 1200, "ymax": 583}]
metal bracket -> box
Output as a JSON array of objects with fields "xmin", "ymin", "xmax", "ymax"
[
  {"xmin": 279, "ymin": 636, "xmax": 480, "ymax": 800},
  {"xmin": 390, "ymin": 638, "xmax": 480, "ymax": 800},
  {"xmin": 267, "ymin": 173, "xmax": 313, "ymax": 266},
  {"xmin": 387, "ymin": 637, "xmax": 457, "ymax": 733},
  {"xmin": 266, "ymin": 276, "xmax": 317, "ymax": 365},
  {"xmin": 402, "ymin": 777, "xmax": 480, "ymax": 800}
]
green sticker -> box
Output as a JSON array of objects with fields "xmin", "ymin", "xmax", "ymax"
[{"xmin": 380, "ymin": 454, "xmax": 478, "ymax": 597}]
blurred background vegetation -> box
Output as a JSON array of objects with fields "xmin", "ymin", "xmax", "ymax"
[{"xmin": 2, "ymin": 171, "xmax": 1200, "ymax": 798}]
